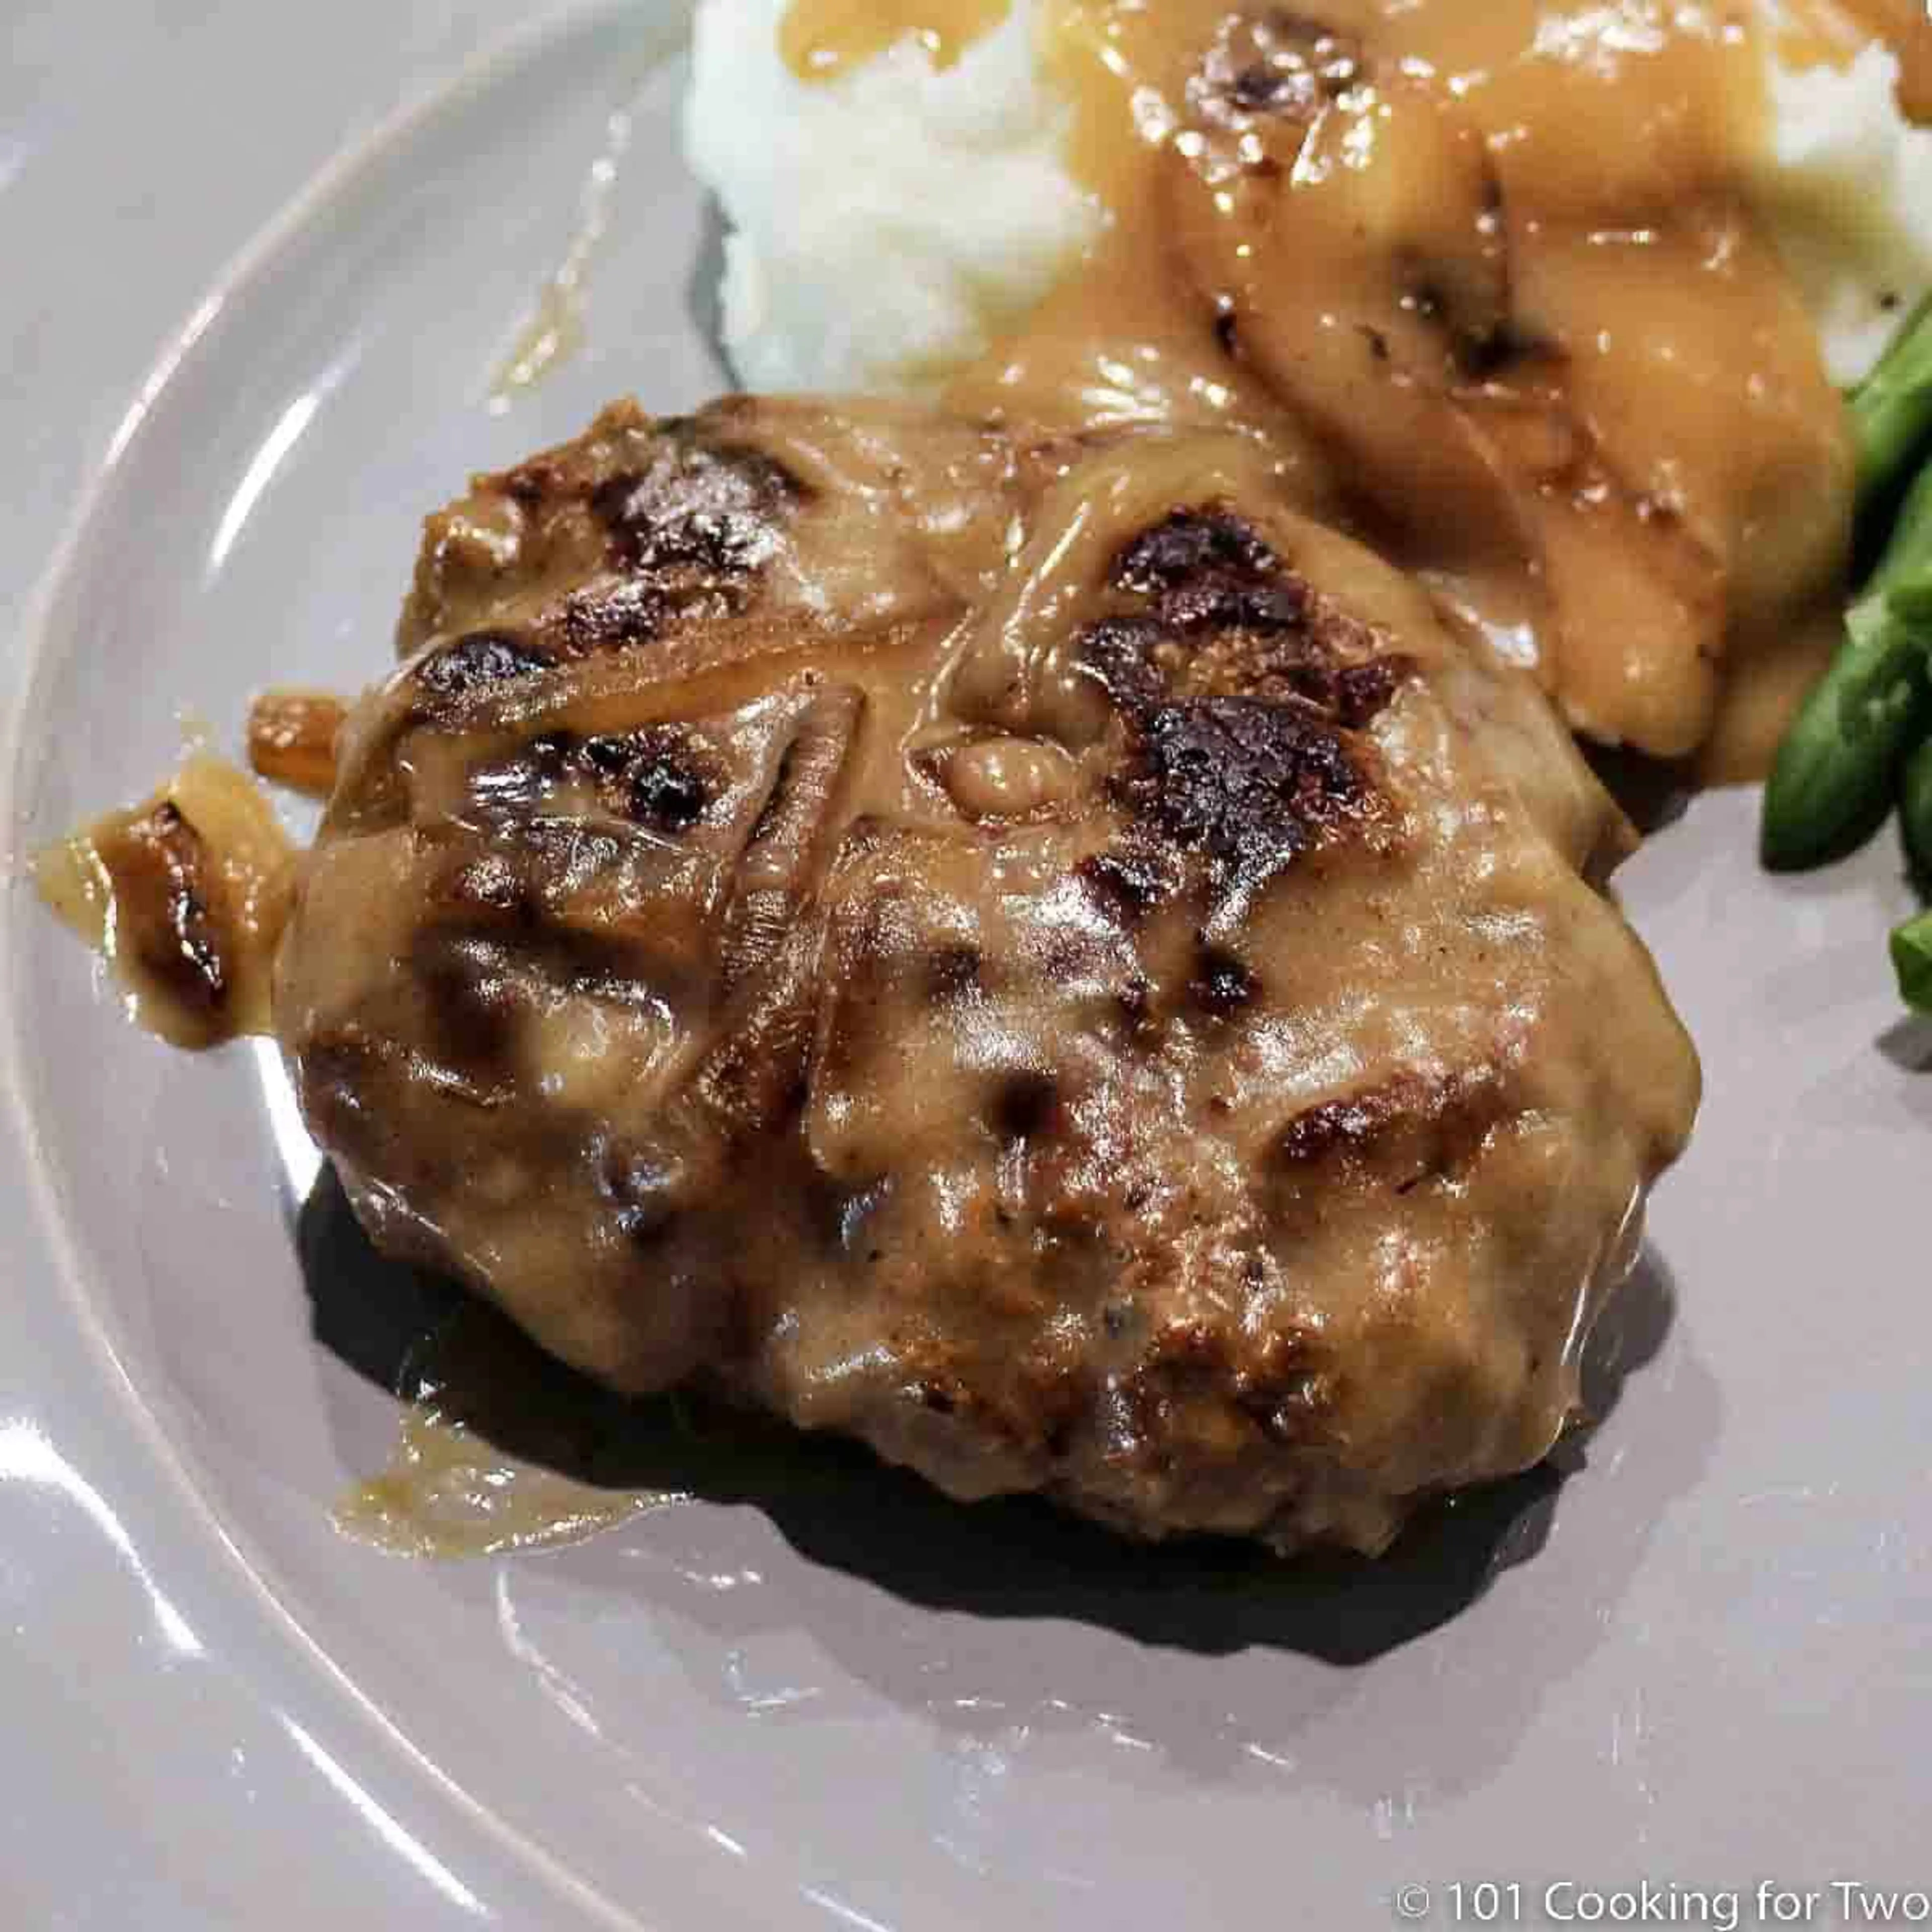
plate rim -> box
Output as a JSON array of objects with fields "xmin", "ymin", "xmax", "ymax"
[{"xmin": 0, "ymin": 6, "xmax": 701, "ymax": 1924}]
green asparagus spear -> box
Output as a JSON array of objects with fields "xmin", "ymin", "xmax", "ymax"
[
  {"xmin": 1890, "ymin": 908, "xmax": 1932, "ymax": 1012},
  {"xmin": 1760, "ymin": 459, "xmax": 1932, "ymax": 872},
  {"xmin": 1849, "ymin": 291, "xmax": 1932, "ymax": 527}
]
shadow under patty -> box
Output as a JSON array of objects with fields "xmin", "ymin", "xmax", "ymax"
[{"xmin": 299, "ymin": 1162, "xmax": 1673, "ymax": 1667}]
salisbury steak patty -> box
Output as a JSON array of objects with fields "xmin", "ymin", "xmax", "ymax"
[{"xmin": 277, "ymin": 396, "xmax": 1699, "ymax": 1554}]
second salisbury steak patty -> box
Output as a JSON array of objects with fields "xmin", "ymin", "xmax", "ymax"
[{"xmin": 278, "ymin": 396, "xmax": 1699, "ymax": 1554}]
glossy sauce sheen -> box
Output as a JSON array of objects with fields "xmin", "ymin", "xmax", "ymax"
[
  {"xmin": 795, "ymin": 0, "xmax": 1865, "ymax": 770},
  {"xmin": 337, "ymin": 1404, "xmax": 670, "ymax": 1558},
  {"xmin": 44, "ymin": 1, "xmax": 1877, "ymax": 1554},
  {"xmin": 1787, "ymin": 0, "xmax": 1932, "ymax": 116},
  {"xmin": 780, "ymin": 0, "xmax": 1011, "ymax": 75},
  {"xmin": 277, "ymin": 395, "xmax": 1699, "ymax": 1555}
]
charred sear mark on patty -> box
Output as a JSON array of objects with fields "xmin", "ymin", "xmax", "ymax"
[
  {"xmin": 1079, "ymin": 507, "xmax": 1414, "ymax": 873},
  {"xmin": 1112, "ymin": 507, "xmax": 1312, "ymax": 638},
  {"xmin": 1075, "ymin": 844, "xmax": 1181, "ymax": 925},
  {"xmin": 1115, "ymin": 696, "xmax": 1375, "ymax": 872},
  {"xmin": 926, "ymin": 943, "xmax": 985, "ymax": 1003},
  {"xmin": 1114, "ymin": 506, "xmax": 1283, "ymax": 597},
  {"xmin": 1087, "ymin": 505, "xmax": 1412, "ymax": 720},
  {"xmin": 415, "ymin": 628, "xmax": 556, "ymax": 700},
  {"xmin": 590, "ymin": 434, "xmax": 799, "ymax": 591},
  {"xmin": 576, "ymin": 726, "xmax": 715, "ymax": 832},
  {"xmin": 1080, "ymin": 512, "xmax": 1309, "ymax": 710},
  {"xmin": 1189, "ymin": 945, "xmax": 1259, "ymax": 1019},
  {"xmin": 1191, "ymin": 11, "xmax": 1366, "ymax": 129},
  {"xmin": 992, "ymin": 1070, "xmax": 1063, "ymax": 1145},
  {"xmin": 492, "ymin": 427, "xmax": 809, "ymax": 657},
  {"xmin": 1116, "ymin": 1318, "xmax": 1335, "ymax": 1456},
  {"xmin": 551, "ymin": 579, "xmax": 666, "ymax": 653},
  {"xmin": 1276, "ymin": 1064, "xmax": 1509, "ymax": 1191},
  {"xmin": 1078, "ymin": 616, "xmax": 1180, "ymax": 714},
  {"xmin": 463, "ymin": 725, "xmax": 717, "ymax": 834}
]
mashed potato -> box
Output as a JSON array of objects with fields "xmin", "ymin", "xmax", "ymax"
[
  {"xmin": 683, "ymin": 0, "xmax": 1097, "ymax": 392},
  {"xmin": 1753, "ymin": 37, "xmax": 1932, "ymax": 384},
  {"xmin": 685, "ymin": 0, "xmax": 1932, "ymax": 396}
]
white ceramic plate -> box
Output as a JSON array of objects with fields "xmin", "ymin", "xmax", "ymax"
[{"xmin": 4, "ymin": 3, "xmax": 1928, "ymax": 1925}]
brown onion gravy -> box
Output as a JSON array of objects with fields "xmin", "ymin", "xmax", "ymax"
[
  {"xmin": 783, "ymin": 0, "xmax": 1926, "ymax": 769},
  {"xmin": 331, "ymin": 3, "xmax": 1873, "ymax": 1546},
  {"xmin": 39, "ymin": 1, "xmax": 1916, "ymax": 1556},
  {"xmin": 780, "ymin": 0, "xmax": 1011, "ymax": 76}
]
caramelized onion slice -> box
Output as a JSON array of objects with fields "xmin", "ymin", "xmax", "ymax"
[{"xmin": 248, "ymin": 688, "xmax": 349, "ymax": 799}]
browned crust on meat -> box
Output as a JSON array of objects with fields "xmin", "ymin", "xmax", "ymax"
[
  {"xmin": 1276, "ymin": 1064, "xmax": 1512, "ymax": 1190},
  {"xmin": 278, "ymin": 401, "xmax": 1699, "ymax": 1557}
]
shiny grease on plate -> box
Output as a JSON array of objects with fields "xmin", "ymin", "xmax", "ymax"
[{"xmin": 338, "ymin": 1402, "xmax": 675, "ymax": 1559}]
